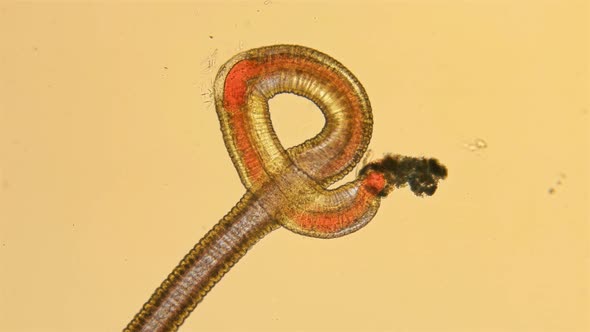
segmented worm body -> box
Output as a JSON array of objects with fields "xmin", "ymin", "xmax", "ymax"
[{"xmin": 124, "ymin": 45, "xmax": 447, "ymax": 331}]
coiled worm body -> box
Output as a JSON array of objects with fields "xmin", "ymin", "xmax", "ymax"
[{"xmin": 124, "ymin": 45, "xmax": 447, "ymax": 332}]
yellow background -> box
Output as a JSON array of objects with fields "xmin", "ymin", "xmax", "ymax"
[{"xmin": 0, "ymin": 1, "xmax": 588, "ymax": 331}]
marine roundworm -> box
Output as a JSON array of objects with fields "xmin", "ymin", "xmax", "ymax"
[{"xmin": 124, "ymin": 45, "xmax": 447, "ymax": 332}]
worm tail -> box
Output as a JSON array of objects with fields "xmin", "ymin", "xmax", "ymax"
[{"xmin": 124, "ymin": 192, "xmax": 278, "ymax": 332}]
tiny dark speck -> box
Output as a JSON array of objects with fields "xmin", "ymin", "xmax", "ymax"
[
  {"xmin": 548, "ymin": 187, "xmax": 556, "ymax": 195},
  {"xmin": 209, "ymin": 35, "xmax": 213, "ymax": 39},
  {"xmin": 164, "ymin": 66, "xmax": 168, "ymax": 70}
]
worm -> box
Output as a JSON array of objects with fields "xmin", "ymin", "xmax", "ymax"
[{"xmin": 124, "ymin": 45, "xmax": 447, "ymax": 332}]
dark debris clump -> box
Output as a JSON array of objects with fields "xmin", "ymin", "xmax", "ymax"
[{"xmin": 359, "ymin": 154, "xmax": 448, "ymax": 197}]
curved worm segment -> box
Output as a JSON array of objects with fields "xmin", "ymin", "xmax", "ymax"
[
  {"xmin": 282, "ymin": 171, "xmax": 386, "ymax": 238},
  {"xmin": 214, "ymin": 45, "xmax": 372, "ymax": 189},
  {"xmin": 215, "ymin": 45, "xmax": 383, "ymax": 238}
]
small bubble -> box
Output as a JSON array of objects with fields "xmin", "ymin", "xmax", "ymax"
[
  {"xmin": 474, "ymin": 138, "xmax": 487, "ymax": 149},
  {"xmin": 464, "ymin": 138, "xmax": 488, "ymax": 152}
]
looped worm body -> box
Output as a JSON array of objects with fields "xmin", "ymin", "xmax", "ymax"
[{"xmin": 124, "ymin": 45, "xmax": 447, "ymax": 332}]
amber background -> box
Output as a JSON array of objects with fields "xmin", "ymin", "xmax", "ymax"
[{"xmin": 0, "ymin": 1, "xmax": 588, "ymax": 331}]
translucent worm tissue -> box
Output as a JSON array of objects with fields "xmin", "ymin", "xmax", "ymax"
[{"xmin": 124, "ymin": 45, "xmax": 447, "ymax": 332}]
